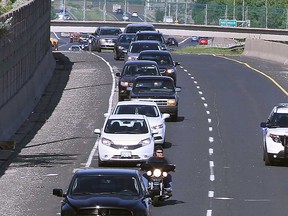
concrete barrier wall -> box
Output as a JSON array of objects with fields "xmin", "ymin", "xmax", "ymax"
[
  {"xmin": 0, "ymin": 0, "xmax": 55, "ymax": 140},
  {"xmin": 243, "ymin": 39, "xmax": 288, "ymax": 65}
]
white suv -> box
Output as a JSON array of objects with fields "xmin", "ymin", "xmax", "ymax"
[{"xmin": 260, "ymin": 103, "xmax": 288, "ymax": 166}]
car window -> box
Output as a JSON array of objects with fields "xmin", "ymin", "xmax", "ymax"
[
  {"xmin": 115, "ymin": 105, "xmax": 159, "ymax": 117},
  {"xmin": 71, "ymin": 175, "xmax": 140, "ymax": 196},
  {"xmin": 100, "ymin": 29, "xmax": 121, "ymax": 35},
  {"xmin": 104, "ymin": 119, "xmax": 149, "ymax": 134},
  {"xmin": 130, "ymin": 43, "xmax": 160, "ymax": 53},
  {"xmin": 134, "ymin": 80, "xmax": 174, "ymax": 92},
  {"xmin": 139, "ymin": 54, "xmax": 173, "ymax": 65},
  {"xmin": 122, "ymin": 64, "xmax": 159, "ymax": 76},
  {"xmin": 119, "ymin": 34, "xmax": 135, "ymax": 43},
  {"xmin": 270, "ymin": 114, "xmax": 288, "ymax": 127},
  {"xmin": 136, "ymin": 34, "xmax": 164, "ymax": 43}
]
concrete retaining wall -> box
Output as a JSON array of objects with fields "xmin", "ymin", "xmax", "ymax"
[
  {"xmin": 0, "ymin": 0, "xmax": 55, "ymax": 140},
  {"xmin": 243, "ymin": 39, "xmax": 288, "ymax": 65}
]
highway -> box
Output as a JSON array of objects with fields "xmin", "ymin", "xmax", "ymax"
[{"xmin": 1, "ymin": 38, "xmax": 288, "ymax": 215}]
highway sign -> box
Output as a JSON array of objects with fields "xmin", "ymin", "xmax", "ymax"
[{"xmin": 219, "ymin": 19, "xmax": 237, "ymax": 27}]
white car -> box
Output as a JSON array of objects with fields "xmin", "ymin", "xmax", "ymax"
[
  {"xmin": 131, "ymin": 12, "xmax": 138, "ymax": 18},
  {"xmin": 109, "ymin": 101, "xmax": 170, "ymax": 145},
  {"xmin": 260, "ymin": 103, "xmax": 288, "ymax": 166},
  {"xmin": 94, "ymin": 114, "xmax": 156, "ymax": 166}
]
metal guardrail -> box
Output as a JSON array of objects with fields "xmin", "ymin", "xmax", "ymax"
[{"xmin": 50, "ymin": 20, "xmax": 288, "ymax": 41}]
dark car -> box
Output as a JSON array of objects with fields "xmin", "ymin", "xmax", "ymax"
[
  {"xmin": 166, "ymin": 36, "xmax": 178, "ymax": 47},
  {"xmin": 92, "ymin": 26, "xmax": 122, "ymax": 52},
  {"xmin": 134, "ymin": 30, "xmax": 167, "ymax": 50},
  {"xmin": 114, "ymin": 33, "xmax": 135, "ymax": 60},
  {"xmin": 116, "ymin": 60, "xmax": 161, "ymax": 101},
  {"xmin": 129, "ymin": 76, "xmax": 181, "ymax": 121},
  {"xmin": 125, "ymin": 40, "xmax": 162, "ymax": 62},
  {"xmin": 124, "ymin": 23, "xmax": 156, "ymax": 34},
  {"xmin": 116, "ymin": 8, "xmax": 123, "ymax": 14},
  {"xmin": 138, "ymin": 50, "xmax": 180, "ymax": 84},
  {"xmin": 53, "ymin": 168, "xmax": 152, "ymax": 216}
]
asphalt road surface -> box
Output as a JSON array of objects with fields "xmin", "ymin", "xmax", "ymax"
[{"xmin": 1, "ymin": 47, "xmax": 288, "ymax": 216}]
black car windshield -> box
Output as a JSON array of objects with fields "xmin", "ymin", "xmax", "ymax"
[
  {"xmin": 133, "ymin": 80, "xmax": 175, "ymax": 93},
  {"xmin": 136, "ymin": 34, "xmax": 164, "ymax": 43},
  {"xmin": 122, "ymin": 64, "xmax": 159, "ymax": 76},
  {"xmin": 130, "ymin": 43, "xmax": 160, "ymax": 53},
  {"xmin": 115, "ymin": 105, "xmax": 159, "ymax": 117},
  {"xmin": 100, "ymin": 29, "xmax": 121, "ymax": 35},
  {"xmin": 270, "ymin": 114, "xmax": 288, "ymax": 127},
  {"xmin": 104, "ymin": 119, "xmax": 149, "ymax": 134},
  {"xmin": 71, "ymin": 175, "xmax": 140, "ymax": 197},
  {"xmin": 138, "ymin": 54, "xmax": 173, "ymax": 66}
]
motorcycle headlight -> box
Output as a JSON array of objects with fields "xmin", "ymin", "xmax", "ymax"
[
  {"xmin": 163, "ymin": 172, "xmax": 168, "ymax": 177},
  {"xmin": 101, "ymin": 137, "xmax": 114, "ymax": 146},
  {"xmin": 120, "ymin": 81, "xmax": 129, "ymax": 87},
  {"xmin": 118, "ymin": 46, "xmax": 126, "ymax": 50},
  {"xmin": 269, "ymin": 133, "xmax": 281, "ymax": 143},
  {"xmin": 153, "ymin": 169, "xmax": 162, "ymax": 177},
  {"xmin": 152, "ymin": 124, "xmax": 163, "ymax": 130},
  {"xmin": 166, "ymin": 68, "xmax": 175, "ymax": 74},
  {"xmin": 147, "ymin": 170, "xmax": 152, "ymax": 176},
  {"xmin": 139, "ymin": 138, "xmax": 151, "ymax": 146},
  {"xmin": 167, "ymin": 99, "xmax": 176, "ymax": 106}
]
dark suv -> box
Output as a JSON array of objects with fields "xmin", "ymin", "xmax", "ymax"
[
  {"xmin": 134, "ymin": 30, "xmax": 167, "ymax": 50},
  {"xmin": 129, "ymin": 76, "xmax": 181, "ymax": 121},
  {"xmin": 92, "ymin": 26, "xmax": 122, "ymax": 52},
  {"xmin": 124, "ymin": 23, "xmax": 156, "ymax": 33},
  {"xmin": 138, "ymin": 50, "xmax": 180, "ymax": 84},
  {"xmin": 116, "ymin": 60, "xmax": 161, "ymax": 101}
]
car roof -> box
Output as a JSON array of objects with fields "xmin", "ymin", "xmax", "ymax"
[
  {"xmin": 124, "ymin": 60, "xmax": 159, "ymax": 66},
  {"xmin": 116, "ymin": 101, "xmax": 158, "ymax": 106},
  {"xmin": 274, "ymin": 103, "xmax": 288, "ymax": 113},
  {"xmin": 98, "ymin": 26, "xmax": 121, "ymax": 30},
  {"xmin": 136, "ymin": 30, "xmax": 163, "ymax": 35},
  {"xmin": 131, "ymin": 40, "xmax": 160, "ymax": 44},
  {"xmin": 134, "ymin": 75, "xmax": 174, "ymax": 81},
  {"xmin": 139, "ymin": 50, "xmax": 171, "ymax": 55},
  {"xmin": 74, "ymin": 168, "xmax": 139, "ymax": 176},
  {"xmin": 108, "ymin": 114, "xmax": 147, "ymax": 120}
]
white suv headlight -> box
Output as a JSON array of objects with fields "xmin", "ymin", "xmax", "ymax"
[
  {"xmin": 269, "ymin": 133, "xmax": 281, "ymax": 143},
  {"xmin": 152, "ymin": 124, "xmax": 163, "ymax": 130}
]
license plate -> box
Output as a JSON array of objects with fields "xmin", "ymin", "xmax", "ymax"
[{"xmin": 121, "ymin": 151, "xmax": 132, "ymax": 158}]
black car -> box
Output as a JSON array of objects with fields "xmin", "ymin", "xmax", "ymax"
[
  {"xmin": 114, "ymin": 33, "xmax": 135, "ymax": 60},
  {"xmin": 116, "ymin": 60, "xmax": 161, "ymax": 101},
  {"xmin": 124, "ymin": 23, "xmax": 156, "ymax": 34},
  {"xmin": 129, "ymin": 76, "xmax": 181, "ymax": 121},
  {"xmin": 92, "ymin": 26, "xmax": 122, "ymax": 52},
  {"xmin": 53, "ymin": 168, "xmax": 152, "ymax": 216},
  {"xmin": 138, "ymin": 50, "xmax": 180, "ymax": 84},
  {"xmin": 166, "ymin": 36, "xmax": 178, "ymax": 47}
]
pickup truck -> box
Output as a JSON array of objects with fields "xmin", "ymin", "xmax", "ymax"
[{"xmin": 128, "ymin": 76, "xmax": 181, "ymax": 121}]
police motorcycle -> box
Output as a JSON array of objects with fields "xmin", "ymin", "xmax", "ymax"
[{"xmin": 140, "ymin": 163, "xmax": 176, "ymax": 206}]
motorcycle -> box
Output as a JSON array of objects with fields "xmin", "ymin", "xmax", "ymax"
[{"xmin": 140, "ymin": 163, "xmax": 176, "ymax": 206}]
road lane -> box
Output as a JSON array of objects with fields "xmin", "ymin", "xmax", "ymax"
[{"xmin": 0, "ymin": 50, "xmax": 288, "ymax": 216}]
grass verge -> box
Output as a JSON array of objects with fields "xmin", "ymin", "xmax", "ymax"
[{"xmin": 174, "ymin": 46, "xmax": 244, "ymax": 55}]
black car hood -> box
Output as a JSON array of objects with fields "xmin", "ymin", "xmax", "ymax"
[
  {"xmin": 131, "ymin": 91, "xmax": 176, "ymax": 99},
  {"xmin": 67, "ymin": 195, "xmax": 142, "ymax": 209},
  {"xmin": 117, "ymin": 42, "xmax": 130, "ymax": 48}
]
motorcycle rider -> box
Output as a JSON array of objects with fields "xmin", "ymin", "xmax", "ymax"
[{"xmin": 143, "ymin": 145, "xmax": 173, "ymax": 197}]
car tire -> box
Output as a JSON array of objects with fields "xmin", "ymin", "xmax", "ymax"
[
  {"xmin": 264, "ymin": 150, "xmax": 274, "ymax": 166},
  {"xmin": 171, "ymin": 113, "xmax": 178, "ymax": 122}
]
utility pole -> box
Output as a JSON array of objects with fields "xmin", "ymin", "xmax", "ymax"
[{"xmin": 265, "ymin": 0, "xmax": 268, "ymax": 28}]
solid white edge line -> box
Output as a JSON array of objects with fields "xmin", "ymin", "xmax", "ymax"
[{"xmin": 85, "ymin": 53, "xmax": 115, "ymax": 168}]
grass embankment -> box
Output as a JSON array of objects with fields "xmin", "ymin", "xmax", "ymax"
[{"xmin": 174, "ymin": 46, "xmax": 244, "ymax": 55}]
